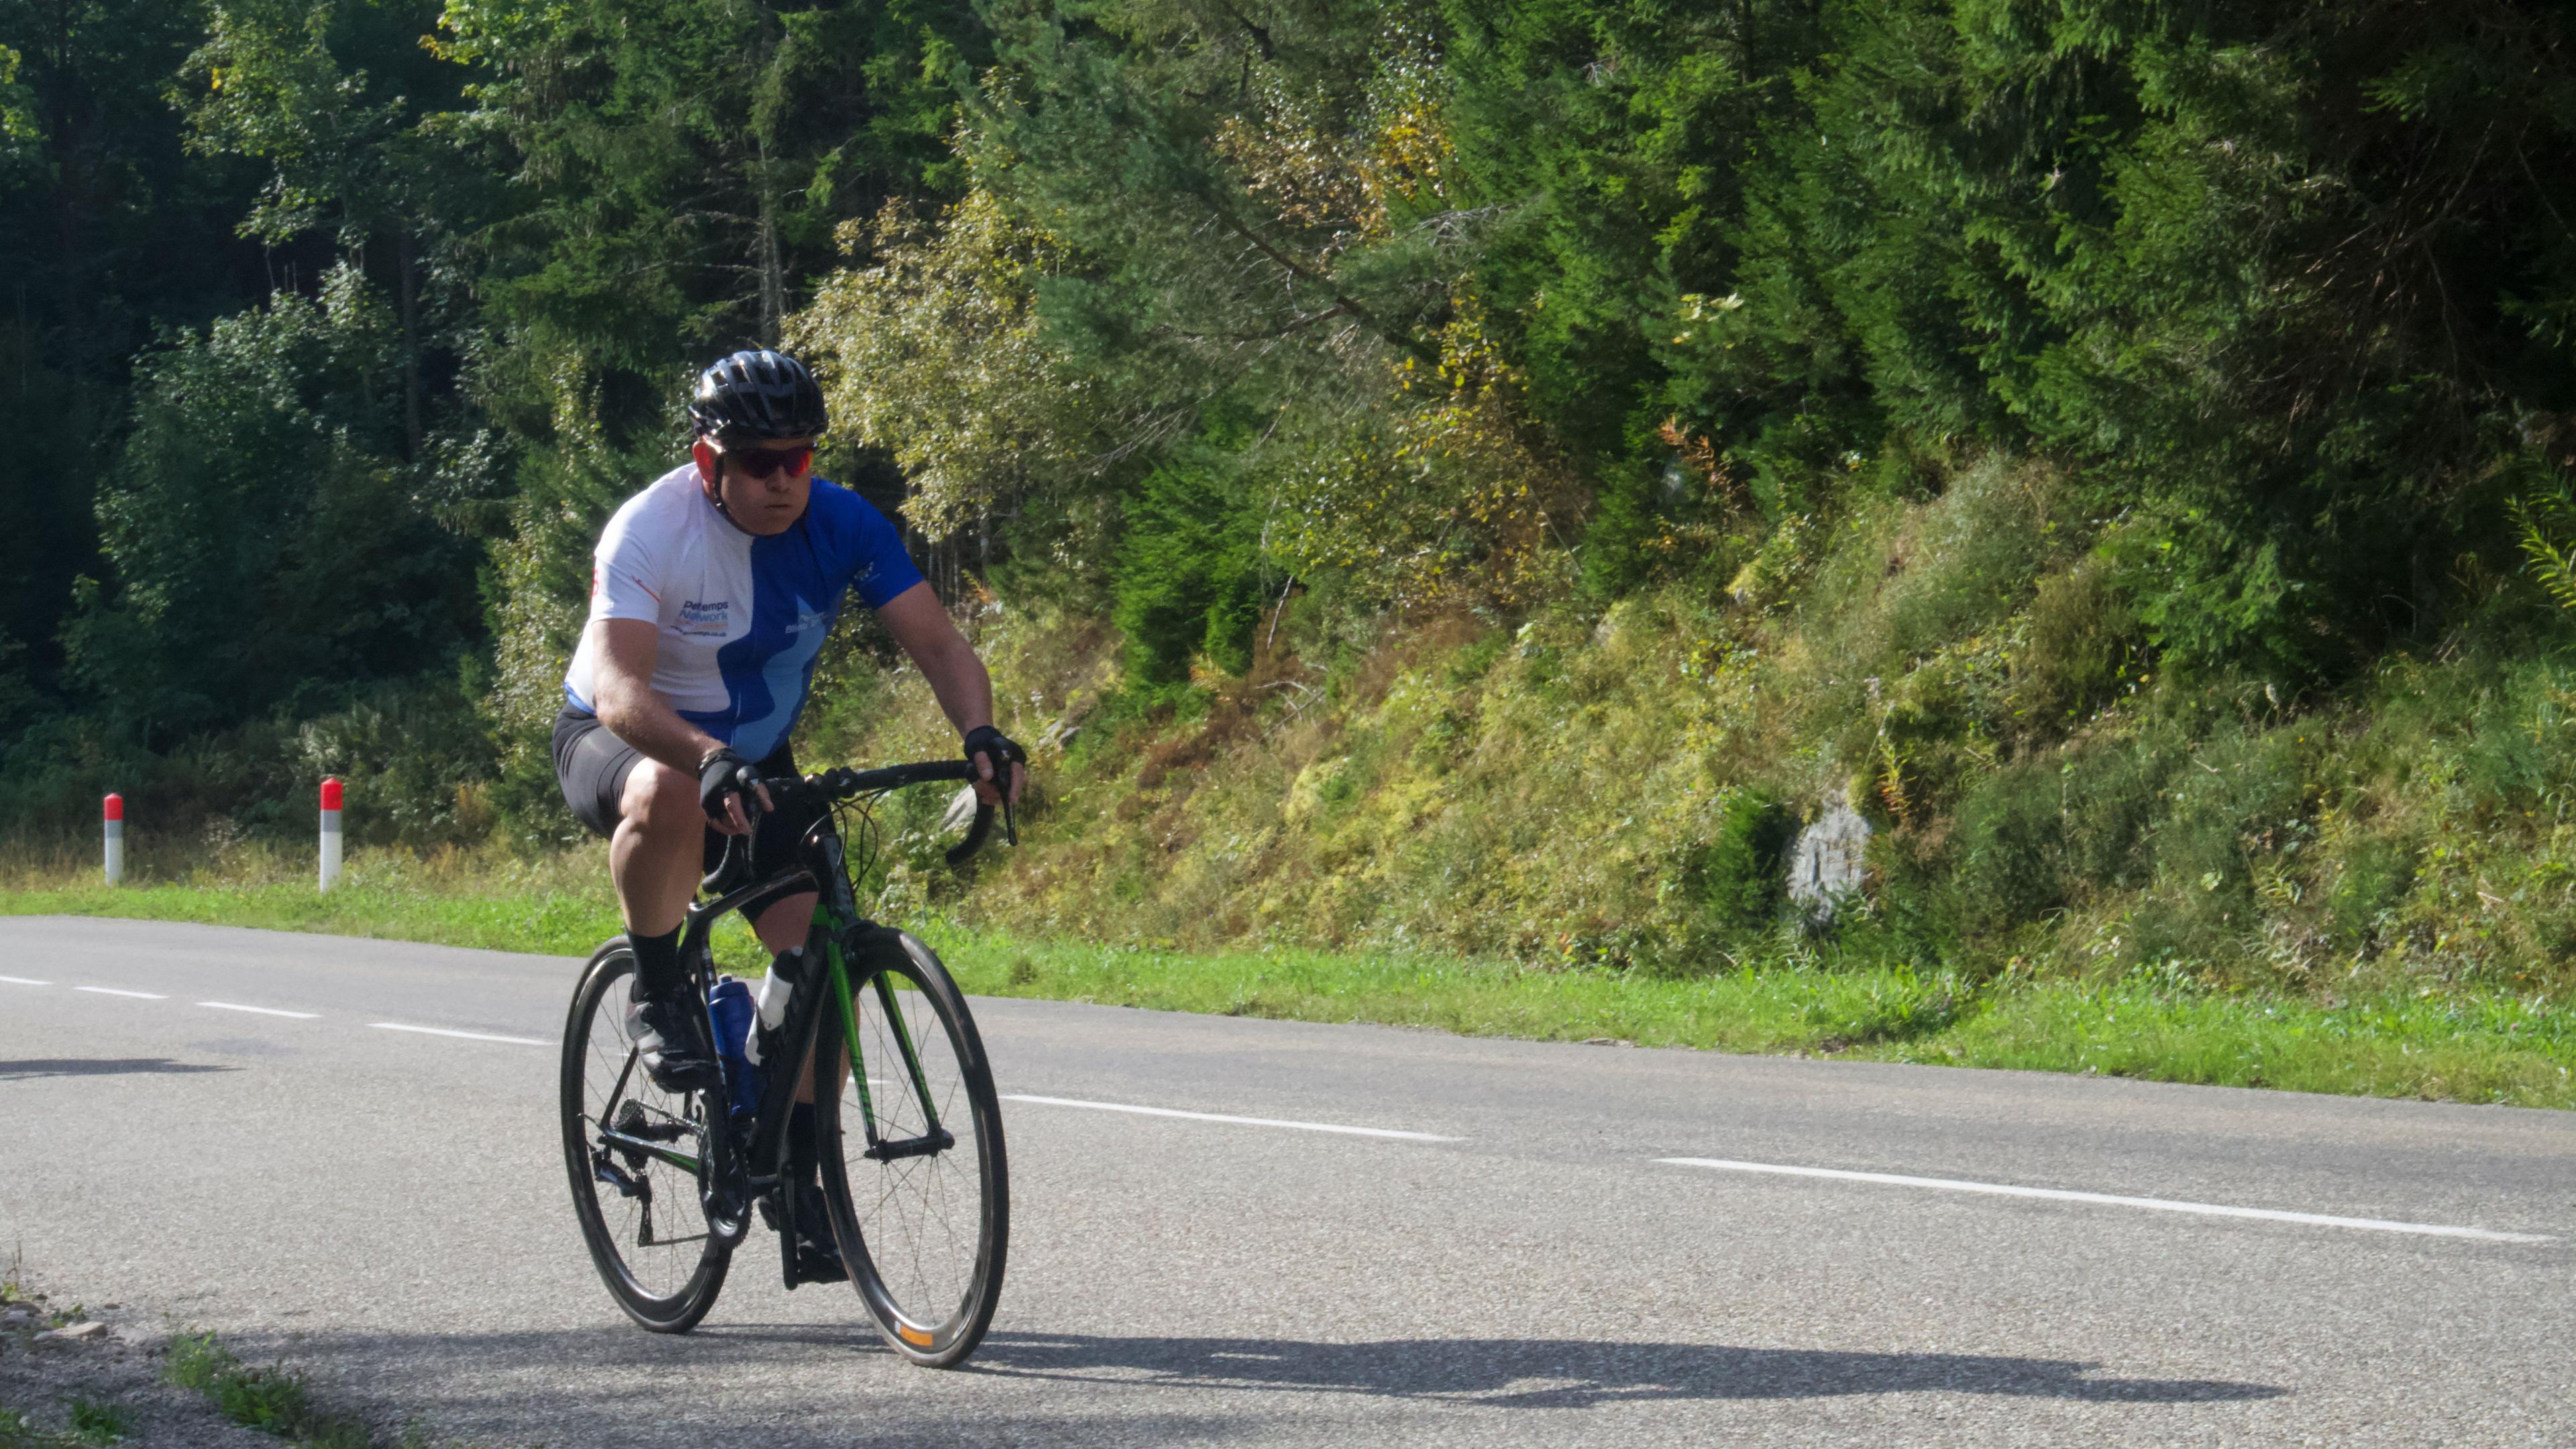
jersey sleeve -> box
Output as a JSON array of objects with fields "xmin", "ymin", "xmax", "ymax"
[
  {"xmin": 588, "ymin": 502, "xmax": 665, "ymax": 624},
  {"xmin": 845, "ymin": 492, "xmax": 927, "ymax": 609}
]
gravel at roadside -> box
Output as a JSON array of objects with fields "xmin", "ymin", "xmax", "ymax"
[{"xmin": 0, "ymin": 1289, "xmax": 277, "ymax": 1448}]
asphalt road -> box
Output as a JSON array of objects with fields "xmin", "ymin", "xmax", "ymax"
[{"xmin": 1, "ymin": 915, "xmax": 2569, "ymax": 1447}]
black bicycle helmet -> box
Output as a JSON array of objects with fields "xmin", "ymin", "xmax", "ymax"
[{"xmin": 688, "ymin": 349, "xmax": 826, "ymax": 443}]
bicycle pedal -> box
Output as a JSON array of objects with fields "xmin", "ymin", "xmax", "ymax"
[{"xmin": 790, "ymin": 1242, "xmax": 847, "ymax": 1286}]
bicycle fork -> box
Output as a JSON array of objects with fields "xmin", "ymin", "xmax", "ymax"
[{"xmin": 833, "ymin": 933, "xmax": 953, "ymax": 1164}]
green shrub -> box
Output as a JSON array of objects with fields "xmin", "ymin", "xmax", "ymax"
[
  {"xmin": 1874, "ymin": 461, "xmax": 2067, "ymax": 665},
  {"xmin": 65, "ymin": 1399, "xmax": 131, "ymax": 1446},
  {"xmin": 1869, "ymin": 632, "xmax": 2017, "ymax": 822},
  {"xmin": 1442, "ymin": 631, "xmax": 1509, "ymax": 688},
  {"xmin": 63, "ymin": 267, "xmax": 476, "ymax": 743},
  {"xmin": 2124, "ymin": 724, "xmax": 2310, "ymax": 969},
  {"xmin": 1112, "ymin": 462, "xmax": 1266, "ymax": 686},
  {"xmin": 2012, "ymin": 561, "xmax": 2139, "ymax": 738},
  {"xmin": 1690, "ymin": 790, "xmax": 1796, "ymax": 934},
  {"xmin": 166, "ymin": 1330, "xmax": 376, "ymax": 1448},
  {"xmin": 1577, "ymin": 460, "xmax": 1661, "ymax": 600},
  {"xmin": 2328, "ymin": 837, "xmax": 2416, "ymax": 949},
  {"xmin": 1951, "ymin": 760, "xmax": 2068, "ymax": 933},
  {"xmin": 0, "ymin": 673, "xmax": 494, "ymax": 853},
  {"xmin": 2055, "ymin": 739, "xmax": 2172, "ymax": 894}
]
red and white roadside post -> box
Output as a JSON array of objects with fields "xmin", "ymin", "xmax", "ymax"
[
  {"xmin": 103, "ymin": 793, "xmax": 124, "ymax": 886},
  {"xmin": 319, "ymin": 777, "xmax": 343, "ymax": 892}
]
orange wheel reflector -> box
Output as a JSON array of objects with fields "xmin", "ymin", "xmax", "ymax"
[{"xmin": 897, "ymin": 1324, "xmax": 934, "ymax": 1347}]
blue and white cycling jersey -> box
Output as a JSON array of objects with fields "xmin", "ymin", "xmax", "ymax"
[{"xmin": 562, "ymin": 465, "xmax": 925, "ymax": 759}]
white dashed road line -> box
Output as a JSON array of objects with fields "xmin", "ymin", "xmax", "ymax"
[
  {"xmin": 1004, "ymin": 1093, "xmax": 1461, "ymax": 1142},
  {"xmin": 370, "ymin": 1022, "xmax": 548, "ymax": 1047},
  {"xmin": 22, "ymin": 966, "xmax": 2553, "ymax": 1252},
  {"xmin": 1656, "ymin": 1157, "xmax": 2559, "ymax": 1244},
  {"xmin": 46, "ymin": 978, "xmax": 539, "ymax": 1046}
]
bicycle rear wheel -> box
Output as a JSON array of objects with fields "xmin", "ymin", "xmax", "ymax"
[
  {"xmin": 812, "ymin": 928, "xmax": 1008, "ymax": 1367},
  {"xmin": 560, "ymin": 938, "xmax": 731, "ymax": 1332}
]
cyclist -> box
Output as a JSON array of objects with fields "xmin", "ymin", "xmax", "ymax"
[{"xmin": 552, "ymin": 347, "xmax": 1025, "ymax": 1277}]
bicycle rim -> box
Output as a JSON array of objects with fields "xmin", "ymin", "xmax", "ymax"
[
  {"xmin": 559, "ymin": 941, "xmax": 730, "ymax": 1332},
  {"xmin": 814, "ymin": 930, "xmax": 1007, "ymax": 1366}
]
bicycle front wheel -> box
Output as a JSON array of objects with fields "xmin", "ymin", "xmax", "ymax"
[
  {"xmin": 559, "ymin": 938, "xmax": 730, "ymax": 1332},
  {"xmin": 813, "ymin": 928, "xmax": 1008, "ymax": 1367}
]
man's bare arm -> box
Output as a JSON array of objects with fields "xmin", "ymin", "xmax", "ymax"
[
  {"xmin": 590, "ymin": 619, "xmax": 766, "ymax": 832},
  {"xmin": 591, "ymin": 619, "xmax": 722, "ymax": 773},
  {"xmin": 875, "ymin": 582, "xmax": 1025, "ymax": 804}
]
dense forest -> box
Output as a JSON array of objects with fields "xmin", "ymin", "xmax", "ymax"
[{"xmin": 10, "ymin": 0, "xmax": 2576, "ymax": 994}]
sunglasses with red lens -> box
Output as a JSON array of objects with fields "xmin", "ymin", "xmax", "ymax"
[{"xmin": 723, "ymin": 444, "xmax": 812, "ymax": 480}]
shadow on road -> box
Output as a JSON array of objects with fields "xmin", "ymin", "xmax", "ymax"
[
  {"xmin": 950, "ymin": 1332, "xmax": 2286, "ymax": 1407},
  {"xmin": 217, "ymin": 1322, "xmax": 1264, "ymax": 1448},
  {"xmin": 222, "ymin": 1322, "xmax": 2284, "ymax": 1446},
  {"xmin": 0, "ymin": 1058, "xmax": 240, "ymax": 1081}
]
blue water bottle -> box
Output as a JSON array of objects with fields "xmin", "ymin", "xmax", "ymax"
[{"xmin": 706, "ymin": 975, "xmax": 762, "ymax": 1120}]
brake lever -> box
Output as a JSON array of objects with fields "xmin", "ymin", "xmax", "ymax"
[
  {"xmin": 700, "ymin": 832, "xmax": 749, "ymax": 896},
  {"xmin": 696, "ymin": 773, "xmax": 767, "ymax": 898}
]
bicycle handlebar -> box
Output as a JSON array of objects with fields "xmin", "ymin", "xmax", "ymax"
[{"xmin": 697, "ymin": 760, "xmax": 1016, "ymax": 898}]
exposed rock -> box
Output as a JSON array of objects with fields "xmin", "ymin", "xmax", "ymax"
[
  {"xmin": 1787, "ymin": 798, "xmax": 1872, "ymax": 923},
  {"xmin": 36, "ymin": 1320, "xmax": 108, "ymax": 1341}
]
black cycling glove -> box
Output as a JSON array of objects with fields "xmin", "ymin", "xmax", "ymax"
[
  {"xmin": 962, "ymin": 725, "xmax": 1025, "ymax": 791},
  {"xmin": 698, "ymin": 747, "xmax": 758, "ymax": 826}
]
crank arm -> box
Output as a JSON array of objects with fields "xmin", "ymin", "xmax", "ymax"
[
  {"xmin": 597, "ymin": 1128, "xmax": 702, "ymax": 1175},
  {"xmin": 862, "ymin": 1127, "xmax": 955, "ymax": 1163}
]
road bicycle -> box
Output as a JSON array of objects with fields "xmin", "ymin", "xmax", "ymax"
[{"xmin": 557, "ymin": 761, "xmax": 1009, "ymax": 1366}]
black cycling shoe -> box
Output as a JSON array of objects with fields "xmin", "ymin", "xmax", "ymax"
[
  {"xmin": 792, "ymin": 1183, "xmax": 847, "ymax": 1284},
  {"xmin": 625, "ymin": 984, "xmax": 722, "ymax": 1093}
]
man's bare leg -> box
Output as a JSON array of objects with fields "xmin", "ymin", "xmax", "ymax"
[
  {"xmin": 608, "ymin": 759, "xmax": 727, "ymax": 1085},
  {"xmin": 610, "ymin": 760, "xmax": 708, "ymax": 937},
  {"xmin": 749, "ymin": 894, "xmax": 825, "ymax": 1106}
]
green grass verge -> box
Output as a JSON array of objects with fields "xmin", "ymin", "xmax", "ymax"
[
  {"xmin": 926, "ymin": 928, "xmax": 2575, "ymax": 1107},
  {"xmin": 6, "ymin": 861, "xmax": 2569, "ymax": 1109},
  {"xmin": 0, "ymin": 847, "xmax": 774, "ymax": 973},
  {"xmin": 7, "ymin": 879, "xmax": 625, "ymax": 959},
  {"xmin": 166, "ymin": 1331, "xmax": 437, "ymax": 1449}
]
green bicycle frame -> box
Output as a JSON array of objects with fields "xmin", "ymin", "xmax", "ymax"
[
  {"xmin": 828, "ymin": 919, "xmax": 946, "ymax": 1154},
  {"xmin": 590, "ymin": 816, "xmax": 959, "ymax": 1217}
]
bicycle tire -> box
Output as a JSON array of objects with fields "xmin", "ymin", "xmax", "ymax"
[
  {"xmin": 559, "ymin": 937, "xmax": 731, "ymax": 1332},
  {"xmin": 812, "ymin": 928, "xmax": 1008, "ymax": 1367}
]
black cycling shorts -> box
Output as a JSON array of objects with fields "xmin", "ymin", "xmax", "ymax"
[{"xmin": 551, "ymin": 705, "xmax": 828, "ymax": 924}]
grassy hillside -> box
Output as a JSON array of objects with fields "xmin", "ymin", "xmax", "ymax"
[
  {"xmin": 18, "ymin": 449, "xmax": 2573, "ymax": 1106},
  {"xmin": 809, "ymin": 458, "xmax": 2576, "ymax": 1014}
]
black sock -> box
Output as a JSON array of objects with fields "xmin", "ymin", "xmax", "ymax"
[
  {"xmin": 788, "ymin": 1102, "xmax": 818, "ymax": 1182},
  {"xmin": 629, "ymin": 926, "xmax": 685, "ymax": 997}
]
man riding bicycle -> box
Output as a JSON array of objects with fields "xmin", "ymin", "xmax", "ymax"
[{"xmin": 552, "ymin": 347, "xmax": 1025, "ymax": 1277}]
